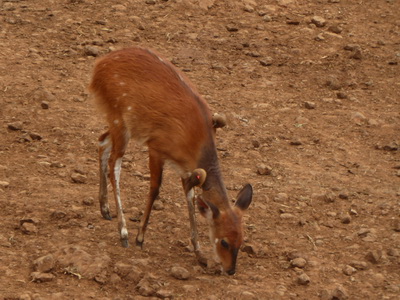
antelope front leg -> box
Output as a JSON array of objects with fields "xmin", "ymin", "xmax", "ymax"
[{"xmin": 186, "ymin": 189, "xmax": 207, "ymax": 266}]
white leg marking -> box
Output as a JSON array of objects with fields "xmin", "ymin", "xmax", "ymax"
[{"xmin": 114, "ymin": 158, "xmax": 128, "ymax": 239}]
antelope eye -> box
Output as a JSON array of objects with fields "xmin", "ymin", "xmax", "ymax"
[{"xmin": 221, "ymin": 239, "xmax": 229, "ymax": 249}]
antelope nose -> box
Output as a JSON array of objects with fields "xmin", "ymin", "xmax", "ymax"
[{"xmin": 227, "ymin": 268, "xmax": 236, "ymax": 275}]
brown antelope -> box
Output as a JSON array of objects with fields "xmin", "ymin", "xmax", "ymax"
[{"xmin": 89, "ymin": 46, "xmax": 253, "ymax": 275}]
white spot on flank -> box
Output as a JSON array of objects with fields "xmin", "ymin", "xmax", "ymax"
[
  {"xmin": 114, "ymin": 119, "xmax": 120, "ymax": 125},
  {"xmin": 119, "ymin": 81, "xmax": 126, "ymax": 86},
  {"xmin": 122, "ymin": 93, "xmax": 127, "ymax": 97},
  {"xmin": 127, "ymin": 106, "xmax": 132, "ymax": 111}
]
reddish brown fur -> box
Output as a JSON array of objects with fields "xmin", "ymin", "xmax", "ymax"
[{"xmin": 90, "ymin": 46, "xmax": 252, "ymax": 275}]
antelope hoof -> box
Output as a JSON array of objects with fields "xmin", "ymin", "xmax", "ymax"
[
  {"xmin": 135, "ymin": 239, "xmax": 143, "ymax": 249},
  {"xmin": 135, "ymin": 234, "xmax": 144, "ymax": 249},
  {"xmin": 195, "ymin": 250, "xmax": 208, "ymax": 267},
  {"xmin": 121, "ymin": 238, "xmax": 129, "ymax": 248},
  {"xmin": 101, "ymin": 207, "xmax": 112, "ymax": 220}
]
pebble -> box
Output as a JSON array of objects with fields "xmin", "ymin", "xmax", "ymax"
[
  {"xmin": 394, "ymin": 219, "xmax": 400, "ymax": 232},
  {"xmin": 0, "ymin": 181, "xmax": 10, "ymax": 188},
  {"xmin": 240, "ymin": 291, "xmax": 257, "ymax": 300},
  {"xmin": 259, "ymin": 57, "xmax": 273, "ymax": 66},
  {"xmin": 325, "ymin": 77, "xmax": 342, "ymax": 90},
  {"xmin": 349, "ymin": 260, "xmax": 368, "ymax": 270},
  {"xmin": 342, "ymin": 265, "xmax": 356, "ymax": 276},
  {"xmin": 331, "ymin": 285, "xmax": 348, "ymax": 300},
  {"xmin": 145, "ymin": 0, "xmax": 156, "ymax": 4},
  {"xmin": 297, "ymin": 273, "xmax": 310, "ymax": 285},
  {"xmin": 170, "ymin": 266, "xmax": 190, "ymax": 280},
  {"xmin": 30, "ymin": 272, "xmax": 55, "ymax": 283},
  {"xmin": 21, "ymin": 222, "xmax": 38, "ymax": 234},
  {"xmin": 365, "ymin": 250, "xmax": 382, "ymax": 264},
  {"xmin": 257, "ymin": 163, "xmax": 272, "ymax": 175},
  {"xmin": 280, "ymin": 213, "xmax": 295, "ymax": 220},
  {"xmin": 291, "ymin": 257, "xmax": 307, "ymax": 268},
  {"xmin": 7, "ymin": 122, "xmax": 23, "ymax": 131},
  {"xmin": 84, "ymin": 46, "xmax": 101, "ymax": 57},
  {"xmin": 153, "ymin": 200, "xmax": 164, "ymax": 210},
  {"xmin": 328, "ymin": 24, "xmax": 343, "ymax": 34},
  {"xmin": 71, "ymin": 172, "xmax": 87, "ymax": 184},
  {"xmin": 341, "ymin": 213, "xmax": 351, "ymax": 224},
  {"xmin": 351, "ymin": 111, "xmax": 367, "ymax": 124},
  {"xmin": 82, "ymin": 197, "xmax": 94, "ymax": 206},
  {"xmin": 304, "ymin": 101, "xmax": 316, "ymax": 109},
  {"xmin": 226, "ymin": 24, "xmax": 239, "ymax": 32},
  {"xmin": 33, "ymin": 254, "xmax": 55, "ymax": 273},
  {"xmin": 242, "ymin": 243, "xmax": 257, "ymax": 256},
  {"xmin": 243, "ymin": 4, "xmax": 254, "ymax": 12},
  {"xmin": 41, "ymin": 101, "xmax": 49, "ymax": 109},
  {"xmin": 274, "ymin": 193, "xmax": 288, "ymax": 202},
  {"xmin": 156, "ymin": 289, "xmax": 174, "ymax": 299},
  {"xmin": 311, "ymin": 16, "xmax": 326, "ymax": 27}
]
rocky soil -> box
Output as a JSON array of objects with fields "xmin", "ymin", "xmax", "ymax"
[{"xmin": 0, "ymin": 0, "xmax": 399, "ymax": 299}]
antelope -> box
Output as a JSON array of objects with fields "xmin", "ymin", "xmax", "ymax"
[{"xmin": 89, "ymin": 46, "xmax": 253, "ymax": 275}]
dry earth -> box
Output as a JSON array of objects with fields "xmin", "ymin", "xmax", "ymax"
[{"xmin": 0, "ymin": 0, "xmax": 399, "ymax": 299}]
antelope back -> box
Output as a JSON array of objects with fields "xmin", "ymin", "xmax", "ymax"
[{"xmin": 90, "ymin": 47, "xmax": 214, "ymax": 171}]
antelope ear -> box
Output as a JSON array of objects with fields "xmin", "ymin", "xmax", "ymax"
[
  {"xmin": 212, "ymin": 113, "xmax": 227, "ymax": 129},
  {"xmin": 184, "ymin": 168, "xmax": 207, "ymax": 192},
  {"xmin": 235, "ymin": 184, "xmax": 253, "ymax": 211},
  {"xmin": 196, "ymin": 196, "xmax": 220, "ymax": 220}
]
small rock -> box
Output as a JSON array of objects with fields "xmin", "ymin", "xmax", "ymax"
[
  {"xmin": 170, "ymin": 266, "xmax": 190, "ymax": 280},
  {"xmin": 29, "ymin": 132, "xmax": 42, "ymax": 141},
  {"xmin": 336, "ymin": 92, "xmax": 347, "ymax": 99},
  {"xmin": 257, "ymin": 164, "xmax": 272, "ymax": 175},
  {"xmin": 21, "ymin": 222, "xmax": 38, "ymax": 234},
  {"xmin": 251, "ymin": 139, "xmax": 260, "ymax": 148},
  {"xmin": 259, "ymin": 57, "xmax": 273, "ymax": 66},
  {"xmin": 341, "ymin": 213, "xmax": 351, "ymax": 224},
  {"xmin": 226, "ymin": 24, "xmax": 239, "ymax": 32},
  {"xmin": 41, "ymin": 101, "xmax": 49, "ymax": 109},
  {"xmin": 30, "ymin": 272, "xmax": 55, "ymax": 283},
  {"xmin": 291, "ymin": 257, "xmax": 307, "ymax": 268},
  {"xmin": 350, "ymin": 49, "xmax": 362, "ymax": 60},
  {"xmin": 71, "ymin": 172, "xmax": 87, "ymax": 184},
  {"xmin": 394, "ymin": 219, "xmax": 400, "ymax": 232},
  {"xmin": 82, "ymin": 197, "xmax": 94, "ymax": 206},
  {"xmin": 349, "ymin": 260, "xmax": 368, "ymax": 270},
  {"xmin": 33, "ymin": 254, "xmax": 55, "ymax": 273},
  {"xmin": 290, "ymin": 140, "xmax": 302, "ymax": 146},
  {"xmin": 365, "ymin": 250, "xmax": 382, "ymax": 264},
  {"xmin": 328, "ymin": 24, "xmax": 343, "ymax": 34},
  {"xmin": 274, "ymin": 193, "xmax": 289, "ymax": 202},
  {"xmin": 325, "ymin": 77, "xmax": 342, "ymax": 90},
  {"xmin": 297, "ymin": 273, "xmax": 310, "ymax": 285},
  {"xmin": 145, "ymin": 0, "xmax": 156, "ymax": 4},
  {"xmin": 110, "ymin": 273, "xmax": 122, "ymax": 285},
  {"xmin": 331, "ymin": 285, "xmax": 348, "ymax": 300},
  {"xmin": 242, "ymin": 244, "xmax": 257, "ymax": 256},
  {"xmin": 263, "ymin": 15, "xmax": 272, "ymax": 22},
  {"xmin": 351, "ymin": 112, "xmax": 367, "ymax": 125},
  {"xmin": 0, "ymin": 181, "xmax": 10, "ymax": 188},
  {"xmin": 304, "ymin": 101, "xmax": 316, "ymax": 109},
  {"xmin": 7, "ymin": 122, "xmax": 23, "ymax": 131},
  {"xmin": 387, "ymin": 248, "xmax": 399, "ymax": 257},
  {"xmin": 84, "ymin": 46, "xmax": 101, "ymax": 57},
  {"xmin": 153, "ymin": 200, "xmax": 164, "ymax": 210},
  {"xmin": 342, "ymin": 265, "xmax": 356, "ymax": 276},
  {"xmin": 240, "ymin": 291, "xmax": 257, "ymax": 300},
  {"xmin": 156, "ymin": 289, "xmax": 174, "ymax": 299},
  {"xmin": 311, "ymin": 16, "xmax": 326, "ymax": 27},
  {"xmin": 243, "ymin": 4, "xmax": 254, "ymax": 13},
  {"xmin": 280, "ymin": 213, "xmax": 295, "ymax": 221}
]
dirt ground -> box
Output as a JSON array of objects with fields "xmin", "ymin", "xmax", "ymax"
[{"xmin": 0, "ymin": 0, "xmax": 399, "ymax": 299}]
